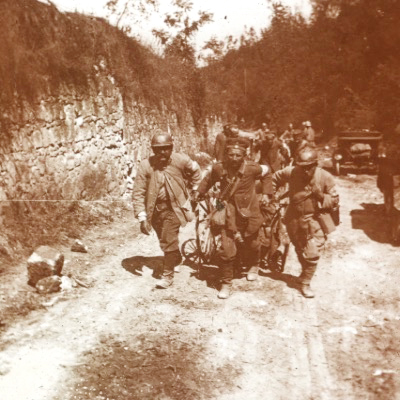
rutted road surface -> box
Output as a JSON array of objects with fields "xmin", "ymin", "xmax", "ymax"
[{"xmin": 1, "ymin": 175, "xmax": 400, "ymax": 399}]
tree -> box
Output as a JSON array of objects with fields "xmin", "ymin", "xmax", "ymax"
[
  {"xmin": 152, "ymin": 0, "xmax": 212, "ymax": 64},
  {"xmin": 106, "ymin": 0, "xmax": 159, "ymax": 33},
  {"xmin": 106, "ymin": 0, "xmax": 213, "ymax": 133}
]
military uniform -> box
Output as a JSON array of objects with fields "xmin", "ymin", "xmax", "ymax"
[
  {"xmin": 256, "ymin": 136, "xmax": 289, "ymax": 172},
  {"xmin": 272, "ymin": 165, "xmax": 337, "ymax": 287},
  {"xmin": 197, "ymin": 160, "xmax": 272, "ymax": 284},
  {"xmin": 133, "ymin": 153, "xmax": 202, "ymax": 280}
]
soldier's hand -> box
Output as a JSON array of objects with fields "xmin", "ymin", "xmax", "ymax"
[
  {"xmin": 191, "ymin": 190, "xmax": 201, "ymax": 204},
  {"xmin": 312, "ymin": 185, "xmax": 324, "ymax": 201},
  {"xmin": 333, "ymin": 194, "xmax": 340, "ymax": 206},
  {"xmin": 140, "ymin": 220, "xmax": 152, "ymax": 235}
]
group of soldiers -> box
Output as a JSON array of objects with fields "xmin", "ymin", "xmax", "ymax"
[{"xmin": 132, "ymin": 122, "xmax": 339, "ymax": 300}]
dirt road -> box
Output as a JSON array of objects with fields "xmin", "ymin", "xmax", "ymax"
[{"xmin": 0, "ymin": 175, "xmax": 399, "ymax": 400}]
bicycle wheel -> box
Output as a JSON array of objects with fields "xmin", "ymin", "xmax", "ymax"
[
  {"xmin": 195, "ymin": 197, "xmax": 216, "ymax": 264},
  {"xmin": 268, "ymin": 244, "xmax": 289, "ymax": 273},
  {"xmin": 181, "ymin": 238, "xmax": 201, "ymax": 264},
  {"xmin": 266, "ymin": 205, "xmax": 289, "ymax": 273}
]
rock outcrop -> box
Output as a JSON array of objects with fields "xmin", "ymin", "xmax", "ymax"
[{"xmin": 27, "ymin": 246, "xmax": 64, "ymax": 286}]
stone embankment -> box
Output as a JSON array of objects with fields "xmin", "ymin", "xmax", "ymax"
[{"xmin": 0, "ymin": 65, "xmax": 210, "ymax": 206}]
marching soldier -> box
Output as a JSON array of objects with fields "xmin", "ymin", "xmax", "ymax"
[
  {"xmin": 132, "ymin": 132, "xmax": 202, "ymax": 289},
  {"xmin": 255, "ymin": 131, "xmax": 290, "ymax": 172},
  {"xmin": 272, "ymin": 147, "xmax": 339, "ymax": 298},
  {"xmin": 192, "ymin": 137, "xmax": 272, "ymax": 299}
]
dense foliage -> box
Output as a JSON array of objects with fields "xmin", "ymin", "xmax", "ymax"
[
  {"xmin": 201, "ymin": 0, "xmax": 400, "ymax": 137},
  {"xmin": 2, "ymin": 0, "xmax": 399, "ymax": 140},
  {"xmin": 0, "ymin": 0, "xmax": 197, "ymax": 125}
]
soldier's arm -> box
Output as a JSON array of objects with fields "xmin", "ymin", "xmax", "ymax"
[
  {"xmin": 279, "ymin": 141, "xmax": 290, "ymax": 159},
  {"xmin": 321, "ymin": 173, "xmax": 338, "ymax": 209},
  {"xmin": 256, "ymin": 164, "xmax": 273, "ymax": 195},
  {"xmin": 280, "ymin": 131, "xmax": 289, "ymax": 140},
  {"xmin": 272, "ymin": 167, "xmax": 291, "ymax": 193},
  {"xmin": 196, "ymin": 165, "xmax": 217, "ymax": 196},
  {"xmin": 182, "ymin": 155, "xmax": 202, "ymax": 190},
  {"xmin": 312, "ymin": 170, "xmax": 338, "ymax": 209},
  {"xmin": 132, "ymin": 161, "xmax": 149, "ymax": 222}
]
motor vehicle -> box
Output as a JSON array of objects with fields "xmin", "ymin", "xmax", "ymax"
[
  {"xmin": 377, "ymin": 138, "xmax": 400, "ymax": 243},
  {"xmin": 332, "ymin": 129, "xmax": 383, "ymax": 175}
]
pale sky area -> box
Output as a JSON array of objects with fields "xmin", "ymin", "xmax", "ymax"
[{"xmin": 43, "ymin": 0, "xmax": 312, "ymax": 51}]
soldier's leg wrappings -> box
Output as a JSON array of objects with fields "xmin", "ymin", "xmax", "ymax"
[
  {"xmin": 299, "ymin": 259, "xmax": 318, "ymax": 285},
  {"xmin": 152, "ymin": 209, "xmax": 181, "ymax": 254},
  {"xmin": 299, "ymin": 227, "xmax": 325, "ymax": 284},
  {"xmin": 163, "ymin": 250, "xmax": 182, "ymax": 278},
  {"xmin": 218, "ymin": 230, "xmax": 237, "ymax": 285},
  {"xmin": 220, "ymin": 260, "xmax": 234, "ymax": 285}
]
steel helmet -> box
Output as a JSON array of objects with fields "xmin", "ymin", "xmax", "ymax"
[
  {"xmin": 295, "ymin": 147, "xmax": 318, "ymax": 166},
  {"xmin": 151, "ymin": 132, "xmax": 173, "ymax": 148}
]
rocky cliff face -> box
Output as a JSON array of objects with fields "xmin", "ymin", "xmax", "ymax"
[
  {"xmin": 0, "ymin": 0, "xmax": 222, "ymax": 262},
  {"xmin": 0, "ymin": 64, "xmax": 204, "ymax": 211},
  {"xmin": 0, "ymin": 0, "xmax": 210, "ymax": 210}
]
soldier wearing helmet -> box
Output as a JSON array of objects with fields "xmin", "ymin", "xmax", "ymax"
[
  {"xmin": 192, "ymin": 137, "xmax": 272, "ymax": 299},
  {"xmin": 272, "ymin": 146, "xmax": 339, "ymax": 298},
  {"xmin": 132, "ymin": 132, "xmax": 202, "ymax": 289}
]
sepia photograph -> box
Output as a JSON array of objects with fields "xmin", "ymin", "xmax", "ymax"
[{"xmin": 0, "ymin": 0, "xmax": 399, "ymax": 398}]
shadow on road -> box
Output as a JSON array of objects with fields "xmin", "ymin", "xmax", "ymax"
[
  {"xmin": 260, "ymin": 270, "xmax": 302, "ymax": 294},
  {"xmin": 65, "ymin": 331, "xmax": 240, "ymax": 400},
  {"xmin": 188, "ymin": 263, "xmax": 220, "ymax": 290},
  {"xmin": 350, "ymin": 202, "xmax": 394, "ymax": 244},
  {"xmin": 121, "ymin": 256, "xmax": 164, "ymax": 277}
]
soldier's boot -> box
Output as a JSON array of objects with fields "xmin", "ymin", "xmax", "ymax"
[
  {"xmin": 156, "ymin": 273, "xmax": 173, "ymax": 289},
  {"xmin": 218, "ymin": 283, "xmax": 232, "ymax": 299},
  {"xmin": 247, "ymin": 265, "xmax": 259, "ymax": 281},
  {"xmin": 299, "ymin": 284, "xmax": 315, "ymax": 298},
  {"xmin": 156, "ymin": 250, "xmax": 181, "ymax": 289},
  {"xmin": 298, "ymin": 260, "xmax": 317, "ymax": 298},
  {"xmin": 219, "ymin": 260, "xmax": 234, "ymax": 299}
]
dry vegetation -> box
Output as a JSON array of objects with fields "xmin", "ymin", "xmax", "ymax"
[
  {"xmin": 0, "ymin": 0, "xmax": 204, "ymax": 266},
  {"xmin": 0, "ymin": 0, "xmax": 195, "ymax": 132}
]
